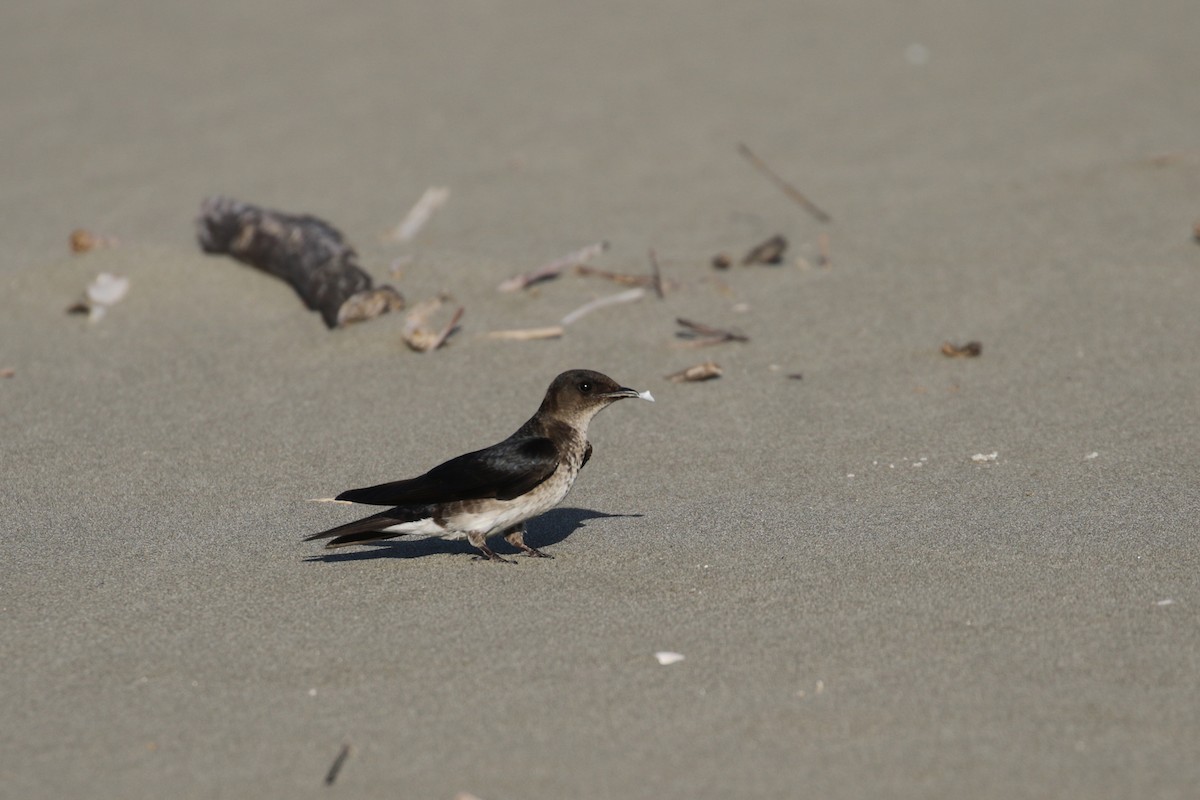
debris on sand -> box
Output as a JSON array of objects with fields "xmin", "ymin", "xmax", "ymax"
[
  {"xmin": 674, "ymin": 318, "xmax": 748, "ymax": 347},
  {"xmin": 737, "ymin": 142, "xmax": 832, "ymax": 223},
  {"xmin": 485, "ymin": 326, "xmax": 565, "ymax": 341},
  {"xmin": 69, "ymin": 228, "xmax": 119, "ymax": 253},
  {"xmin": 742, "ymin": 234, "xmax": 788, "ymax": 265},
  {"xmin": 497, "ymin": 241, "xmax": 608, "ymax": 292},
  {"xmin": 402, "ymin": 295, "xmax": 463, "ymax": 352},
  {"xmin": 666, "ymin": 361, "xmax": 722, "ymax": 383},
  {"xmin": 941, "ymin": 341, "xmax": 982, "ymax": 358},
  {"xmin": 66, "ymin": 272, "xmax": 130, "ymax": 321},
  {"xmin": 385, "ymin": 186, "xmax": 449, "ymax": 242},
  {"xmin": 560, "ymin": 287, "xmax": 646, "ymax": 327},
  {"xmin": 196, "ymin": 196, "xmax": 403, "ymax": 329}
]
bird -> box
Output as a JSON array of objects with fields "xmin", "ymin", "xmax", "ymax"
[{"xmin": 306, "ymin": 369, "xmax": 653, "ymax": 562}]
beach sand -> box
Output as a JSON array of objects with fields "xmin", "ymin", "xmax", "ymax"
[{"xmin": 3, "ymin": 1, "xmax": 1199, "ymax": 797}]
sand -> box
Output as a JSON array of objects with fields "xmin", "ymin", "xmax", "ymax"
[{"xmin": 3, "ymin": 1, "xmax": 1199, "ymax": 798}]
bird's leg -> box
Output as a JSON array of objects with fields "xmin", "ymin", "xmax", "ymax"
[
  {"xmin": 468, "ymin": 531, "xmax": 514, "ymax": 563},
  {"xmin": 503, "ymin": 523, "xmax": 553, "ymax": 558}
]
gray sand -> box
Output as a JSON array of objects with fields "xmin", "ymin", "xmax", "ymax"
[{"xmin": 3, "ymin": 2, "xmax": 1199, "ymax": 798}]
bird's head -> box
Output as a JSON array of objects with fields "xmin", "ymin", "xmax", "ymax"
[{"xmin": 539, "ymin": 369, "xmax": 653, "ymax": 428}]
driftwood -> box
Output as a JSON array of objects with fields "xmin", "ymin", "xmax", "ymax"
[{"xmin": 196, "ymin": 196, "xmax": 403, "ymax": 328}]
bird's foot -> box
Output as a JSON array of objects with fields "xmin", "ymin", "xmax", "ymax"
[
  {"xmin": 502, "ymin": 525, "xmax": 552, "ymax": 558},
  {"xmin": 475, "ymin": 545, "xmax": 516, "ymax": 564}
]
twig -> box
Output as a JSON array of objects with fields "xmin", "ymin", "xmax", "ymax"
[
  {"xmin": 497, "ymin": 241, "xmax": 609, "ymax": 292},
  {"xmin": 485, "ymin": 326, "xmax": 564, "ymax": 341},
  {"xmin": 385, "ymin": 186, "xmax": 449, "ymax": 242},
  {"xmin": 574, "ymin": 263, "xmax": 677, "ymax": 294},
  {"xmin": 324, "ymin": 743, "xmax": 351, "ymax": 786},
  {"xmin": 737, "ymin": 143, "xmax": 831, "ymax": 223},
  {"xmin": 574, "ymin": 265, "xmax": 653, "ymax": 287},
  {"xmin": 402, "ymin": 296, "xmax": 463, "ymax": 352},
  {"xmin": 560, "ymin": 288, "xmax": 645, "ymax": 326},
  {"xmin": 674, "ymin": 317, "xmax": 748, "ymax": 347},
  {"xmin": 429, "ymin": 306, "xmax": 464, "ymax": 351},
  {"xmin": 648, "ymin": 248, "xmax": 665, "ymax": 299}
]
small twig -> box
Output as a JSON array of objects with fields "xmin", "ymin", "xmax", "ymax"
[
  {"xmin": 385, "ymin": 186, "xmax": 449, "ymax": 242},
  {"xmin": 648, "ymin": 248, "xmax": 665, "ymax": 300},
  {"xmin": 485, "ymin": 326, "xmax": 564, "ymax": 341},
  {"xmin": 324, "ymin": 742, "xmax": 351, "ymax": 786},
  {"xmin": 574, "ymin": 262, "xmax": 676, "ymax": 294},
  {"xmin": 574, "ymin": 265, "xmax": 654, "ymax": 287},
  {"xmin": 402, "ymin": 296, "xmax": 463, "ymax": 352},
  {"xmin": 498, "ymin": 241, "xmax": 609, "ymax": 292},
  {"xmin": 674, "ymin": 317, "xmax": 748, "ymax": 347},
  {"xmin": 429, "ymin": 306, "xmax": 464, "ymax": 351},
  {"xmin": 560, "ymin": 287, "xmax": 645, "ymax": 326},
  {"xmin": 737, "ymin": 143, "xmax": 831, "ymax": 223}
]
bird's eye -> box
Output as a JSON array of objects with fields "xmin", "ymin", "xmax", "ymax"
[{"xmin": 578, "ymin": 381, "xmax": 592, "ymax": 393}]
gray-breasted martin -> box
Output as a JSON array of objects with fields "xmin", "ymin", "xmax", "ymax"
[{"xmin": 306, "ymin": 369, "xmax": 652, "ymax": 561}]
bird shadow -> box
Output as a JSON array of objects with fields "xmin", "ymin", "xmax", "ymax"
[{"xmin": 301, "ymin": 507, "xmax": 643, "ymax": 563}]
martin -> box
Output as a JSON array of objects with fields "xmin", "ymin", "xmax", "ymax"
[{"xmin": 306, "ymin": 369, "xmax": 653, "ymax": 561}]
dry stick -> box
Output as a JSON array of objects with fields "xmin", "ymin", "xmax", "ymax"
[
  {"xmin": 402, "ymin": 296, "xmax": 462, "ymax": 352},
  {"xmin": 429, "ymin": 306, "xmax": 465, "ymax": 351},
  {"xmin": 737, "ymin": 143, "xmax": 832, "ymax": 223},
  {"xmin": 648, "ymin": 248, "xmax": 665, "ymax": 299},
  {"xmin": 324, "ymin": 743, "xmax": 351, "ymax": 786},
  {"xmin": 386, "ymin": 186, "xmax": 449, "ymax": 242},
  {"xmin": 674, "ymin": 317, "xmax": 749, "ymax": 346},
  {"xmin": 574, "ymin": 263, "xmax": 677, "ymax": 293},
  {"xmin": 573, "ymin": 265, "xmax": 653, "ymax": 287},
  {"xmin": 485, "ymin": 326, "xmax": 565, "ymax": 341},
  {"xmin": 497, "ymin": 241, "xmax": 609, "ymax": 292},
  {"xmin": 561, "ymin": 288, "xmax": 646, "ymax": 326}
]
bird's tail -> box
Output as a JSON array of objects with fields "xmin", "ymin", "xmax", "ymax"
[{"xmin": 304, "ymin": 512, "xmax": 403, "ymax": 549}]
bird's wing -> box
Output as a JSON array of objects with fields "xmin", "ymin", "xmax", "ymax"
[
  {"xmin": 581, "ymin": 441, "xmax": 593, "ymax": 469},
  {"xmin": 335, "ymin": 436, "xmax": 561, "ymax": 506}
]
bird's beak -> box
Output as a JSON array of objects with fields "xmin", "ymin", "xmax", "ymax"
[{"xmin": 603, "ymin": 387, "xmax": 655, "ymax": 402}]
